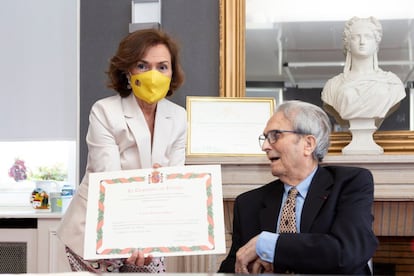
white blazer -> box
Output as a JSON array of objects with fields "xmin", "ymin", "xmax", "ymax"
[{"xmin": 57, "ymin": 93, "xmax": 187, "ymax": 257}]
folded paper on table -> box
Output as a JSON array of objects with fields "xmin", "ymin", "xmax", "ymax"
[{"xmin": 84, "ymin": 164, "xmax": 225, "ymax": 260}]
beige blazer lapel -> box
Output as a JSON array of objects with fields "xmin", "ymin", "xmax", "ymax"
[
  {"xmin": 152, "ymin": 99, "xmax": 173, "ymax": 165},
  {"xmin": 122, "ymin": 94, "xmax": 152, "ymax": 168}
]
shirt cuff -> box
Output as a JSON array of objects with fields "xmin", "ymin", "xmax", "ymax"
[{"xmin": 256, "ymin": 231, "xmax": 278, "ymax": 263}]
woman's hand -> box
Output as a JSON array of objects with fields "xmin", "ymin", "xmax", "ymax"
[
  {"xmin": 153, "ymin": 163, "xmax": 162, "ymax": 169},
  {"xmin": 126, "ymin": 250, "xmax": 153, "ymax": 267}
]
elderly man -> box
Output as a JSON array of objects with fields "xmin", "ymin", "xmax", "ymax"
[{"xmin": 218, "ymin": 100, "xmax": 378, "ymax": 275}]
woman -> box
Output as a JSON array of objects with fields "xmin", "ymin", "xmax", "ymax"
[
  {"xmin": 321, "ymin": 16, "xmax": 406, "ymax": 128},
  {"xmin": 57, "ymin": 29, "xmax": 186, "ymax": 273}
]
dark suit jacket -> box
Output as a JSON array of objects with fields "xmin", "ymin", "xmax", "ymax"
[{"xmin": 218, "ymin": 166, "xmax": 378, "ymax": 275}]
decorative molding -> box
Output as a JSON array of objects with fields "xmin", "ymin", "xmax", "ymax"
[
  {"xmin": 219, "ymin": 0, "xmax": 245, "ymax": 97},
  {"xmin": 329, "ymin": 130, "xmax": 414, "ymax": 153},
  {"xmin": 186, "ymin": 155, "xmax": 414, "ymax": 201}
]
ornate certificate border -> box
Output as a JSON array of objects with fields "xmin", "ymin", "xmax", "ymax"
[
  {"xmin": 186, "ymin": 96, "xmax": 275, "ymax": 156},
  {"xmin": 84, "ymin": 165, "xmax": 225, "ymax": 260}
]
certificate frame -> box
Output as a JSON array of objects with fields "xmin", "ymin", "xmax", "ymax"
[
  {"xmin": 84, "ymin": 165, "xmax": 225, "ymax": 260},
  {"xmin": 186, "ymin": 96, "xmax": 275, "ymax": 156}
]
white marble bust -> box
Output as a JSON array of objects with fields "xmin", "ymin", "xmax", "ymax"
[{"xmin": 321, "ymin": 16, "xmax": 406, "ymax": 128}]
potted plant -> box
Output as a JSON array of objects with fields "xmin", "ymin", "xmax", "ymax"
[
  {"xmin": 29, "ymin": 163, "xmax": 68, "ymax": 182},
  {"xmin": 29, "ymin": 163, "xmax": 68, "ymax": 210}
]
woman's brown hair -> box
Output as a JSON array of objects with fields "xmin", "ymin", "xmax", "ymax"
[{"xmin": 107, "ymin": 29, "xmax": 185, "ymax": 97}]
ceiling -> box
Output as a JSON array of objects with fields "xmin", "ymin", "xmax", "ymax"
[{"xmin": 246, "ymin": 18, "xmax": 414, "ymax": 88}]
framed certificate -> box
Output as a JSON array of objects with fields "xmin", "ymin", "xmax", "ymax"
[
  {"xmin": 84, "ymin": 165, "xmax": 225, "ymax": 260},
  {"xmin": 186, "ymin": 96, "xmax": 275, "ymax": 156}
]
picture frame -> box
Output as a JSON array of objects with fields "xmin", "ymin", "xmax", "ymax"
[{"xmin": 186, "ymin": 96, "xmax": 275, "ymax": 156}]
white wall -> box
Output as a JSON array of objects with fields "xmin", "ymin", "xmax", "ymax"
[{"xmin": 0, "ymin": 0, "xmax": 78, "ymax": 141}]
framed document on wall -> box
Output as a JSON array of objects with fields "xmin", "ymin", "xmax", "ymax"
[{"xmin": 186, "ymin": 96, "xmax": 275, "ymax": 156}]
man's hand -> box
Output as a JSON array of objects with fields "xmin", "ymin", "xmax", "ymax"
[
  {"xmin": 251, "ymin": 258, "xmax": 273, "ymax": 274},
  {"xmin": 235, "ymin": 235, "xmax": 259, "ymax": 274}
]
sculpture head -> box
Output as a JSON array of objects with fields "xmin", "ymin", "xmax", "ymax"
[{"xmin": 343, "ymin": 17, "xmax": 383, "ymax": 73}]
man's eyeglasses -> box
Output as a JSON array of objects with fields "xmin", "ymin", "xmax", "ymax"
[{"xmin": 258, "ymin": 129, "xmax": 303, "ymax": 147}]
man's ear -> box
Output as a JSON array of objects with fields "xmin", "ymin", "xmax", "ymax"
[{"xmin": 303, "ymin": 135, "xmax": 317, "ymax": 156}]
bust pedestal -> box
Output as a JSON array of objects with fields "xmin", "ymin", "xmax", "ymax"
[{"xmin": 342, "ymin": 118, "xmax": 383, "ymax": 155}]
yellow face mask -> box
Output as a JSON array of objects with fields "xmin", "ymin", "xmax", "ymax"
[{"xmin": 130, "ymin": 70, "xmax": 171, "ymax": 104}]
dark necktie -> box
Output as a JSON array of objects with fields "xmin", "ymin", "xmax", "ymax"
[{"xmin": 279, "ymin": 187, "xmax": 299, "ymax": 233}]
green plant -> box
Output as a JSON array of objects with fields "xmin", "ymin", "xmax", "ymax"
[{"xmin": 29, "ymin": 163, "xmax": 68, "ymax": 181}]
